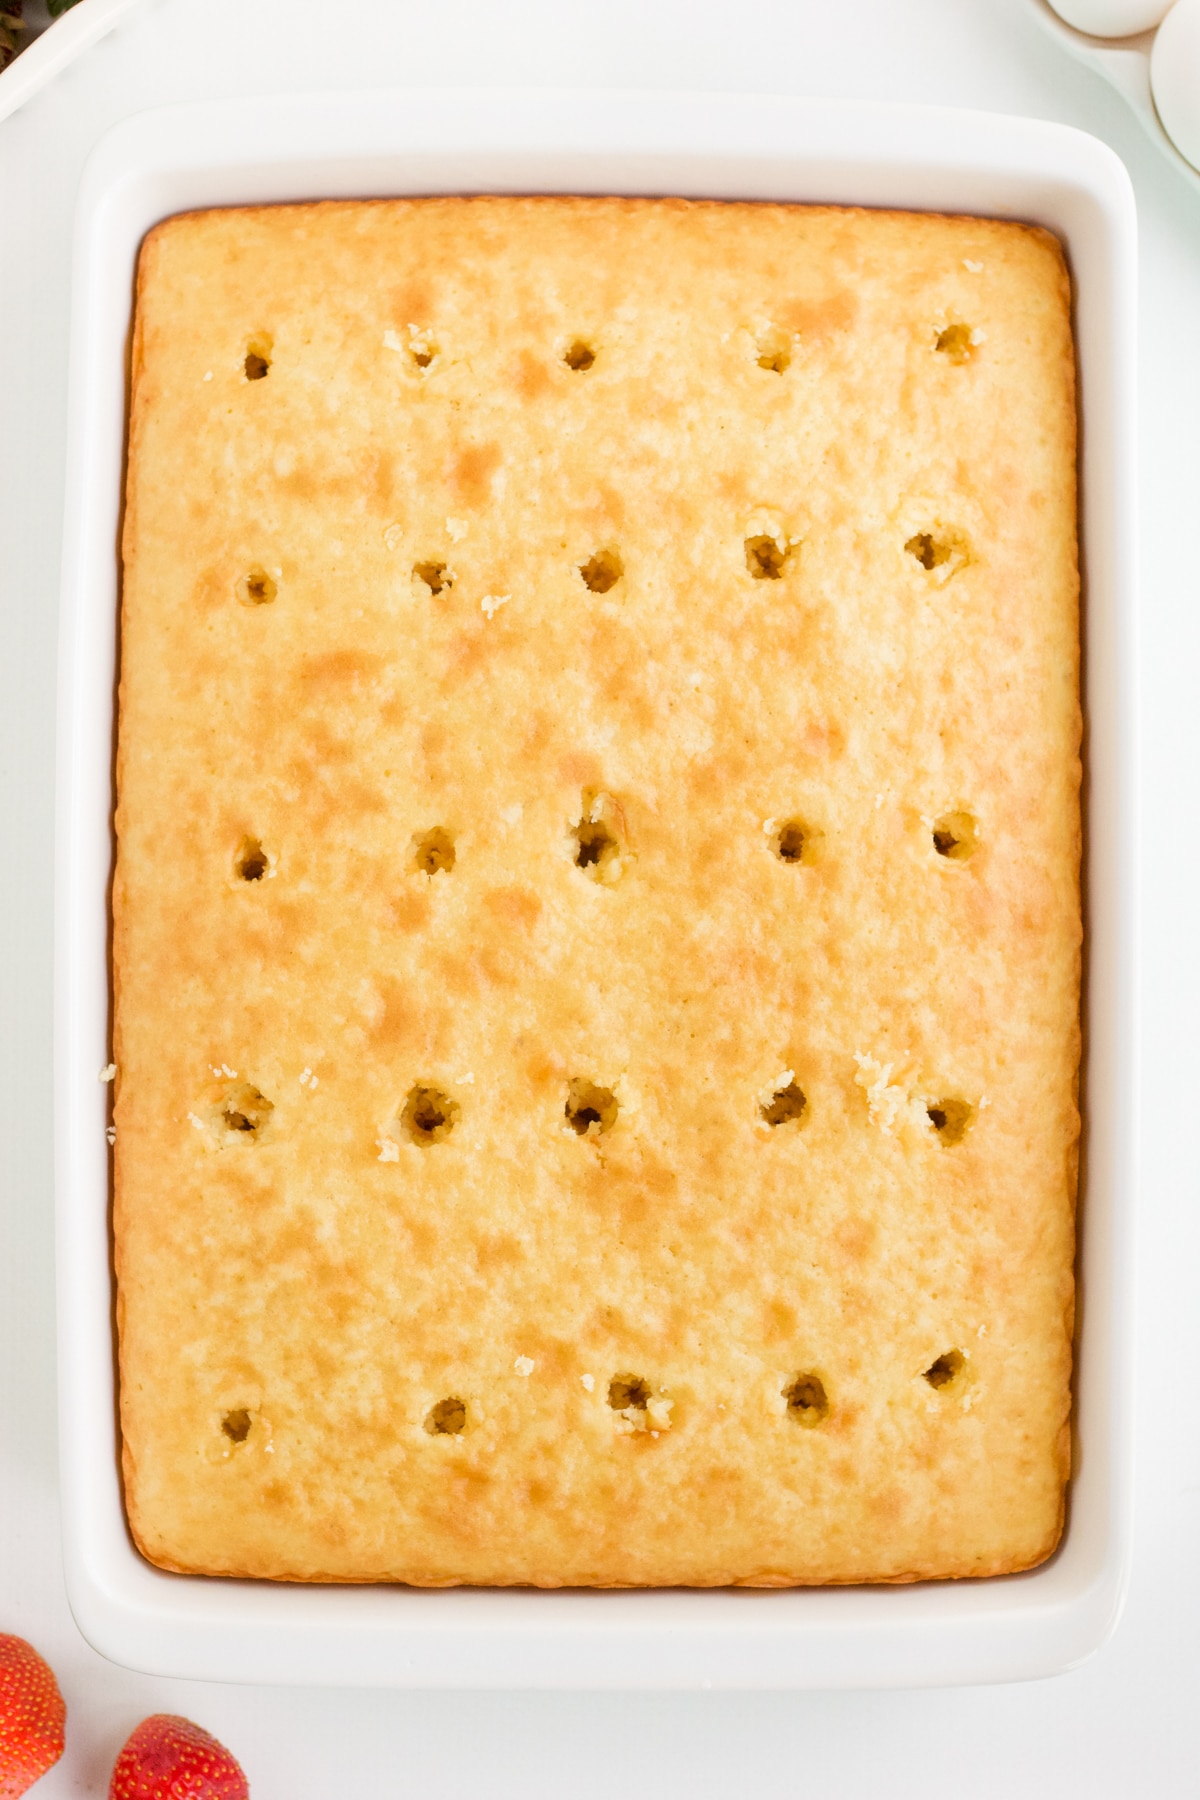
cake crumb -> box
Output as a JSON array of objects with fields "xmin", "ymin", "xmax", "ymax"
[
  {"xmin": 963, "ymin": 258, "xmax": 984, "ymax": 272},
  {"xmin": 376, "ymin": 1136, "xmax": 400, "ymax": 1163},
  {"xmin": 646, "ymin": 1396, "xmax": 674, "ymax": 1432},
  {"xmin": 617, "ymin": 1394, "xmax": 674, "ymax": 1433},
  {"xmin": 853, "ymin": 1052, "xmax": 925, "ymax": 1135},
  {"xmin": 580, "ymin": 1373, "xmax": 595, "ymax": 1392},
  {"xmin": 99, "ymin": 1063, "xmax": 117, "ymax": 1082},
  {"xmin": 446, "ymin": 516, "xmax": 469, "ymax": 542},
  {"xmin": 106, "ymin": 1126, "xmax": 117, "ymax": 1145},
  {"xmin": 514, "ymin": 1356, "xmax": 535, "ymax": 1377},
  {"xmin": 481, "ymin": 593, "xmax": 511, "ymax": 620}
]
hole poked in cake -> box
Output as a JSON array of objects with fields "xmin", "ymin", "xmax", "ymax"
[
  {"xmin": 233, "ymin": 835, "xmax": 271, "ymax": 882},
  {"xmin": 904, "ymin": 527, "xmax": 970, "ymax": 582},
  {"xmin": 424, "ymin": 1396, "xmax": 466, "ymax": 1435},
  {"xmin": 755, "ymin": 325, "xmax": 793, "ymax": 373},
  {"xmin": 384, "ymin": 323, "xmax": 440, "ymax": 372},
  {"xmin": 579, "ymin": 548, "xmax": 623, "ymax": 594},
  {"xmin": 221, "ymin": 1408, "xmax": 252, "ymax": 1443},
  {"xmin": 208, "ymin": 1082, "xmax": 274, "ymax": 1144},
  {"xmin": 565, "ymin": 1077, "xmax": 619, "ymax": 1138},
  {"xmin": 932, "ymin": 811, "xmax": 979, "ymax": 861},
  {"xmin": 574, "ymin": 817, "xmax": 617, "ymax": 873},
  {"xmin": 237, "ymin": 565, "xmax": 278, "ymax": 606},
  {"xmin": 571, "ymin": 790, "xmax": 625, "ymax": 883},
  {"xmin": 243, "ymin": 333, "xmax": 272, "ymax": 380},
  {"xmin": 759, "ymin": 1078, "xmax": 808, "ymax": 1129},
  {"xmin": 923, "ymin": 1349, "xmax": 965, "ymax": 1390},
  {"xmin": 769, "ymin": 818, "xmax": 818, "ymax": 865},
  {"xmin": 934, "ymin": 323, "xmax": 978, "ymax": 364},
  {"xmin": 926, "ymin": 1097, "xmax": 974, "ymax": 1147},
  {"xmin": 782, "ymin": 1373, "xmax": 829, "ymax": 1425},
  {"xmin": 413, "ymin": 560, "xmax": 453, "ymax": 596},
  {"xmin": 744, "ymin": 533, "xmax": 792, "ymax": 580},
  {"xmin": 608, "ymin": 1373, "xmax": 674, "ymax": 1433},
  {"xmin": 564, "ymin": 339, "xmax": 596, "ymax": 371},
  {"xmin": 400, "ymin": 1083, "xmax": 460, "ymax": 1148},
  {"xmin": 410, "ymin": 826, "xmax": 456, "ymax": 876},
  {"xmin": 608, "ymin": 1373, "xmax": 649, "ymax": 1411}
]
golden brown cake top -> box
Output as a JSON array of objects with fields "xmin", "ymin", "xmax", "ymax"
[{"xmin": 113, "ymin": 196, "xmax": 1080, "ymax": 1586}]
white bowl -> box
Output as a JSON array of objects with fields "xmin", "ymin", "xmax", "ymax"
[
  {"xmin": 55, "ymin": 86, "xmax": 1139, "ymax": 1690},
  {"xmin": 1151, "ymin": 0, "xmax": 1200, "ymax": 172},
  {"xmin": 1023, "ymin": 0, "xmax": 1200, "ymax": 195}
]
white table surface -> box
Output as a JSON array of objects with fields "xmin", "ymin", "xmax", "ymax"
[{"xmin": 1, "ymin": 0, "xmax": 1196, "ymax": 1792}]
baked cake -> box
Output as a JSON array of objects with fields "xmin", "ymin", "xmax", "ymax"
[{"xmin": 112, "ymin": 196, "xmax": 1081, "ymax": 1585}]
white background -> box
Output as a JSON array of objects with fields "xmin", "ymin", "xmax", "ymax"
[{"xmin": 1, "ymin": 0, "xmax": 1196, "ymax": 1792}]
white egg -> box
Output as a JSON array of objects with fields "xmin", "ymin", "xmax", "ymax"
[
  {"xmin": 1151, "ymin": 0, "xmax": 1200, "ymax": 169},
  {"xmin": 1049, "ymin": 0, "xmax": 1174, "ymax": 34}
]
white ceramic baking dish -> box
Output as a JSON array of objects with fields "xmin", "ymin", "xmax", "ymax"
[{"xmin": 55, "ymin": 87, "xmax": 1138, "ymax": 1689}]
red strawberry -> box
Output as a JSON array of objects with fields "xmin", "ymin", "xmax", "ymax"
[
  {"xmin": 109, "ymin": 1715, "xmax": 248, "ymax": 1800},
  {"xmin": 0, "ymin": 1633, "xmax": 66, "ymax": 1799}
]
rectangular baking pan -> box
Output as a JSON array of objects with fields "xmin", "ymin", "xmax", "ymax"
[{"xmin": 55, "ymin": 86, "xmax": 1138, "ymax": 1688}]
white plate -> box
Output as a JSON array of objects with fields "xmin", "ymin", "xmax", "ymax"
[
  {"xmin": 0, "ymin": 0, "xmax": 148, "ymax": 127},
  {"xmin": 1022, "ymin": 0, "xmax": 1200, "ymax": 196},
  {"xmin": 55, "ymin": 86, "xmax": 1139, "ymax": 1690}
]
